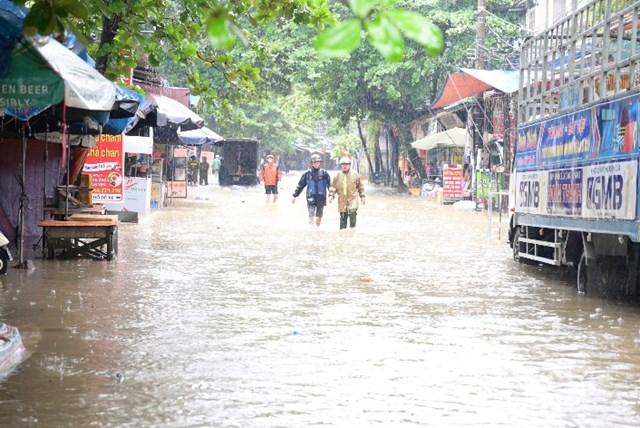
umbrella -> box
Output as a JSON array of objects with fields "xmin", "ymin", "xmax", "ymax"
[
  {"xmin": 125, "ymin": 93, "xmax": 204, "ymax": 133},
  {"xmin": 1, "ymin": 36, "xmax": 116, "ymax": 118},
  {"xmin": 411, "ymin": 127, "xmax": 468, "ymax": 151},
  {"xmin": 177, "ymin": 126, "xmax": 224, "ymax": 146}
]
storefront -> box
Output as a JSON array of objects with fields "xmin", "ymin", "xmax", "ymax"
[{"xmin": 102, "ymin": 133, "xmax": 154, "ymax": 220}]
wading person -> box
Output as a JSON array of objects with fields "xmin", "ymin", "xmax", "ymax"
[
  {"xmin": 188, "ymin": 155, "xmax": 199, "ymax": 186},
  {"xmin": 259, "ymin": 154, "xmax": 283, "ymax": 203},
  {"xmin": 199, "ymin": 156, "xmax": 210, "ymax": 186},
  {"xmin": 212, "ymin": 155, "xmax": 221, "ymax": 183},
  {"xmin": 329, "ymin": 157, "xmax": 366, "ymax": 229},
  {"xmin": 292, "ymin": 154, "xmax": 331, "ymax": 226}
]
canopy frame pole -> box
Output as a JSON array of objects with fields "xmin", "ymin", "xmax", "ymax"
[{"xmin": 17, "ymin": 123, "xmax": 27, "ymax": 268}]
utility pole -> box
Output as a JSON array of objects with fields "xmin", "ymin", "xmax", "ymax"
[{"xmin": 472, "ymin": 0, "xmax": 487, "ymax": 208}]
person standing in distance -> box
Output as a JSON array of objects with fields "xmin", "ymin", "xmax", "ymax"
[
  {"xmin": 329, "ymin": 157, "xmax": 366, "ymax": 229},
  {"xmin": 212, "ymin": 154, "xmax": 221, "ymax": 183},
  {"xmin": 259, "ymin": 154, "xmax": 283, "ymax": 203},
  {"xmin": 292, "ymin": 154, "xmax": 331, "ymax": 226},
  {"xmin": 199, "ymin": 156, "xmax": 210, "ymax": 186}
]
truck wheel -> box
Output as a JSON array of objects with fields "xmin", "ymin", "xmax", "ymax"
[
  {"xmin": 577, "ymin": 253, "xmax": 588, "ymax": 294},
  {"xmin": 512, "ymin": 229, "xmax": 535, "ymax": 264},
  {"xmin": 512, "ymin": 229, "xmax": 523, "ymax": 263},
  {"xmin": 0, "ymin": 251, "xmax": 8, "ymax": 274}
]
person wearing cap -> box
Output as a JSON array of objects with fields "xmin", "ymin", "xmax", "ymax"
[
  {"xmin": 199, "ymin": 156, "xmax": 210, "ymax": 185},
  {"xmin": 329, "ymin": 156, "xmax": 366, "ymax": 229},
  {"xmin": 188, "ymin": 155, "xmax": 199, "ymax": 186},
  {"xmin": 259, "ymin": 154, "xmax": 283, "ymax": 203},
  {"xmin": 292, "ymin": 153, "xmax": 331, "ymax": 226}
]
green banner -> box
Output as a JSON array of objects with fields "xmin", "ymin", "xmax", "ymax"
[{"xmin": 0, "ymin": 42, "xmax": 64, "ymax": 109}]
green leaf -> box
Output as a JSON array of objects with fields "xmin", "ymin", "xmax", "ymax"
[
  {"xmin": 315, "ymin": 19, "xmax": 362, "ymax": 58},
  {"xmin": 386, "ymin": 9, "xmax": 444, "ymax": 56},
  {"xmin": 58, "ymin": 0, "xmax": 89, "ymax": 19},
  {"xmin": 207, "ymin": 15, "xmax": 236, "ymax": 50},
  {"xmin": 183, "ymin": 41, "xmax": 197, "ymax": 57},
  {"xmin": 366, "ymin": 15, "xmax": 404, "ymax": 62},
  {"xmin": 348, "ymin": 0, "xmax": 380, "ymax": 19}
]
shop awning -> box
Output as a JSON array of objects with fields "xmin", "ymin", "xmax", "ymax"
[
  {"xmin": 430, "ymin": 69, "xmax": 519, "ymax": 110},
  {"xmin": 125, "ymin": 93, "xmax": 204, "ymax": 133},
  {"xmin": 411, "ymin": 127, "xmax": 468, "ymax": 151},
  {"xmin": 178, "ymin": 126, "xmax": 224, "ymax": 146}
]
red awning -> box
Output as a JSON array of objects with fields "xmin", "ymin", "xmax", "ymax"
[
  {"xmin": 430, "ymin": 73, "xmax": 492, "ymax": 110},
  {"xmin": 430, "ymin": 69, "xmax": 519, "ymax": 110}
]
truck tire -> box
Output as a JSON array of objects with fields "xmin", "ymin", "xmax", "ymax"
[
  {"xmin": 512, "ymin": 229, "xmax": 523, "ymax": 263},
  {"xmin": 512, "ymin": 229, "xmax": 535, "ymax": 265},
  {"xmin": 577, "ymin": 252, "xmax": 588, "ymax": 294}
]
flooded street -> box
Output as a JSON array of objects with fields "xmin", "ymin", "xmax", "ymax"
[{"xmin": 1, "ymin": 172, "xmax": 640, "ymax": 427}]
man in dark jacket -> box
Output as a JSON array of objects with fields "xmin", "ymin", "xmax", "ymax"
[{"xmin": 292, "ymin": 153, "xmax": 331, "ymax": 226}]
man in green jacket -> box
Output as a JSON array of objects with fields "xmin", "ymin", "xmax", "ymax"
[{"xmin": 328, "ymin": 157, "xmax": 366, "ymax": 229}]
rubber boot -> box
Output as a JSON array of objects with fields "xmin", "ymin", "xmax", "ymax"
[
  {"xmin": 348, "ymin": 209, "xmax": 357, "ymax": 228},
  {"xmin": 340, "ymin": 212, "xmax": 348, "ymax": 229}
]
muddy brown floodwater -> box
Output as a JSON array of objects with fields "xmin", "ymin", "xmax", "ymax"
[{"xmin": 0, "ymin": 171, "xmax": 639, "ymax": 427}]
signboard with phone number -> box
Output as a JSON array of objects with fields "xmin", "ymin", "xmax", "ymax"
[{"xmin": 515, "ymin": 159, "xmax": 637, "ymax": 220}]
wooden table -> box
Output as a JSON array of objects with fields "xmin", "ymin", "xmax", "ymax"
[
  {"xmin": 44, "ymin": 204, "xmax": 105, "ymax": 220},
  {"xmin": 38, "ymin": 219, "xmax": 118, "ymax": 261}
]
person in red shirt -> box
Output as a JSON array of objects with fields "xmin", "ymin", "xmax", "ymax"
[{"xmin": 259, "ymin": 155, "xmax": 283, "ymax": 203}]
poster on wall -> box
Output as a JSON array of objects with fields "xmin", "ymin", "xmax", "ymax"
[
  {"xmin": 83, "ymin": 134, "xmax": 125, "ymax": 202},
  {"xmin": 442, "ymin": 164, "xmax": 463, "ymax": 201},
  {"xmin": 150, "ymin": 182, "xmax": 164, "ymax": 208},
  {"xmin": 167, "ymin": 181, "xmax": 187, "ymax": 198},
  {"xmin": 475, "ymin": 169, "xmax": 500, "ymax": 209}
]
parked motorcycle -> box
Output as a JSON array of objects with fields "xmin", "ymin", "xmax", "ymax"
[{"xmin": 0, "ymin": 231, "xmax": 12, "ymax": 274}]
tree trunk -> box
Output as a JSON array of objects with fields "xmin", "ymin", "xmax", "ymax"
[
  {"xmin": 387, "ymin": 125, "xmax": 401, "ymax": 187},
  {"xmin": 374, "ymin": 128, "xmax": 383, "ymax": 179},
  {"xmin": 356, "ymin": 119, "xmax": 375, "ymax": 179},
  {"xmin": 96, "ymin": 16, "xmax": 123, "ymax": 75},
  {"xmin": 396, "ymin": 123, "xmax": 425, "ymax": 182}
]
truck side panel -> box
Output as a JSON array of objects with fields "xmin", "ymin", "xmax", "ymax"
[{"xmin": 514, "ymin": 92, "xmax": 640, "ymax": 241}]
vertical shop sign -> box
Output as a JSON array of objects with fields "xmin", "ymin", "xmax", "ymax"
[
  {"xmin": 442, "ymin": 164, "xmax": 463, "ymax": 200},
  {"xmin": 83, "ymin": 134, "xmax": 125, "ymax": 202}
]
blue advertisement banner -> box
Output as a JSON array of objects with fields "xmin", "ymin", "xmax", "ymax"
[
  {"xmin": 515, "ymin": 124, "xmax": 540, "ymax": 168},
  {"xmin": 593, "ymin": 95, "xmax": 640, "ymax": 158},
  {"xmin": 538, "ymin": 109, "xmax": 593, "ymax": 165},
  {"xmin": 546, "ymin": 168, "xmax": 582, "ymax": 216},
  {"xmin": 516, "ymin": 92, "xmax": 640, "ymax": 170}
]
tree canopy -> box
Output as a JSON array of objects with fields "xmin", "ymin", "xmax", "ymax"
[{"xmin": 9, "ymin": 0, "xmax": 524, "ymax": 163}]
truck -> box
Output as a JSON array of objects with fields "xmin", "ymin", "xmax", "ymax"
[
  {"xmin": 216, "ymin": 138, "xmax": 260, "ymax": 186},
  {"xmin": 508, "ymin": 0, "xmax": 640, "ymax": 299}
]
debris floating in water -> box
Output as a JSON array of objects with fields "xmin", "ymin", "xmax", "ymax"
[{"xmin": 112, "ymin": 371, "xmax": 125, "ymax": 382}]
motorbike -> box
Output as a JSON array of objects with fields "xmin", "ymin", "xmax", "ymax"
[{"xmin": 0, "ymin": 230, "xmax": 12, "ymax": 274}]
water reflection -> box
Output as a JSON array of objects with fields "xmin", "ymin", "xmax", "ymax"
[{"xmin": 0, "ymin": 173, "xmax": 639, "ymax": 426}]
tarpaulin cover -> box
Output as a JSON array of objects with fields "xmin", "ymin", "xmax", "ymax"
[
  {"xmin": 430, "ymin": 69, "xmax": 519, "ymax": 110},
  {"xmin": 102, "ymin": 85, "xmax": 144, "ymax": 135},
  {"xmin": 0, "ymin": 0, "xmax": 25, "ymax": 78}
]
